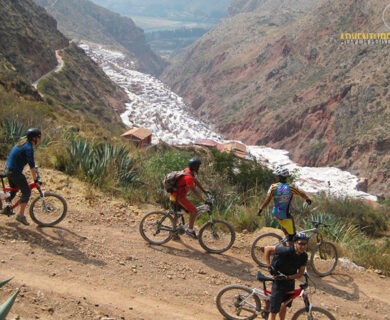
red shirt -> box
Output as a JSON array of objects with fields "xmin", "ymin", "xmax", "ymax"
[{"xmin": 172, "ymin": 168, "xmax": 195, "ymax": 199}]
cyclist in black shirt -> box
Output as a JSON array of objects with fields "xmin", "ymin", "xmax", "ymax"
[{"xmin": 264, "ymin": 232, "xmax": 309, "ymax": 320}]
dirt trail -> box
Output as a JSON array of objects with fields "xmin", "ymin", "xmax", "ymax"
[{"xmin": 0, "ymin": 165, "xmax": 389, "ymax": 320}]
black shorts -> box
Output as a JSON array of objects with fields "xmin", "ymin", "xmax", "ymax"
[
  {"xmin": 5, "ymin": 168, "xmax": 31, "ymax": 203},
  {"xmin": 269, "ymin": 280, "xmax": 294, "ymax": 313}
]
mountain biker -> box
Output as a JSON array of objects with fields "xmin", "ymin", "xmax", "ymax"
[
  {"xmin": 257, "ymin": 167, "xmax": 312, "ymax": 243},
  {"xmin": 264, "ymin": 232, "xmax": 309, "ymax": 320},
  {"xmin": 4, "ymin": 128, "xmax": 41, "ymax": 225},
  {"xmin": 169, "ymin": 158, "xmax": 208, "ymax": 239}
]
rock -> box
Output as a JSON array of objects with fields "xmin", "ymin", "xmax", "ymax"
[{"xmin": 374, "ymin": 269, "xmax": 383, "ymax": 275}]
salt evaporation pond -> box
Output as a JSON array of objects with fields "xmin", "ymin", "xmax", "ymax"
[{"xmin": 79, "ymin": 43, "xmax": 377, "ymax": 201}]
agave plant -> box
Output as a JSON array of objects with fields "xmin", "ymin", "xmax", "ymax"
[
  {"xmin": 0, "ymin": 278, "xmax": 19, "ymax": 319},
  {"xmin": 0, "ymin": 119, "xmax": 26, "ymax": 145}
]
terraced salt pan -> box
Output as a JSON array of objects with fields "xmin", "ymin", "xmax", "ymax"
[{"xmin": 78, "ymin": 42, "xmax": 377, "ymax": 201}]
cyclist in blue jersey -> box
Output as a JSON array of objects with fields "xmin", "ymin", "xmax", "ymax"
[
  {"xmin": 257, "ymin": 167, "xmax": 312, "ymax": 243},
  {"xmin": 4, "ymin": 128, "xmax": 41, "ymax": 225}
]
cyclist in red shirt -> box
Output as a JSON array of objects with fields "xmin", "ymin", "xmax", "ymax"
[{"xmin": 170, "ymin": 158, "xmax": 208, "ymax": 239}]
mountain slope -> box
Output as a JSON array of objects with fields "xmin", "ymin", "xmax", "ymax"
[
  {"xmin": 161, "ymin": 0, "xmax": 390, "ymax": 197},
  {"xmin": 0, "ymin": 0, "xmax": 68, "ymax": 82},
  {"xmin": 33, "ymin": 0, "xmax": 166, "ymax": 76},
  {"xmin": 0, "ymin": 0, "xmax": 128, "ymax": 138}
]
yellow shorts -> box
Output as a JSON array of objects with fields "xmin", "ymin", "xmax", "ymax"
[{"xmin": 275, "ymin": 217, "xmax": 296, "ymax": 235}]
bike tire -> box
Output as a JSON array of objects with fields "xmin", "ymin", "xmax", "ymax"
[
  {"xmin": 310, "ymin": 241, "xmax": 338, "ymax": 277},
  {"xmin": 139, "ymin": 211, "xmax": 174, "ymax": 245},
  {"xmin": 291, "ymin": 306, "xmax": 336, "ymax": 320},
  {"xmin": 198, "ymin": 219, "xmax": 235, "ymax": 253},
  {"xmin": 216, "ymin": 284, "xmax": 261, "ymax": 320},
  {"xmin": 29, "ymin": 192, "xmax": 67, "ymax": 227},
  {"xmin": 251, "ymin": 232, "xmax": 284, "ymax": 267}
]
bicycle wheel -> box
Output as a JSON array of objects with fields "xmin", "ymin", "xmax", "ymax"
[
  {"xmin": 216, "ymin": 285, "xmax": 261, "ymax": 320},
  {"xmin": 198, "ymin": 219, "xmax": 235, "ymax": 253},
  {"xmin": 251, "ymin": 232, "xmax": 284, "ymax": 267},
  {"xmin": 291, "ymin": 306, "xmax": 336, "ymax": 320},
  {"xmin": 139, "ymin": 211, "xmax": 174, "ymax": 245},
  {"xmin": 29, "ymin": 193, "xmax": 67, "ymax": 227},
  {"xmin": 310, "ymin": 241, "xmax": 338, "ymax": 277}
]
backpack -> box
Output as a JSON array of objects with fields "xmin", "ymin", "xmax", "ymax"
[{"xmin": 163, "ymin": 170, "xmax": 191, "ymax": 193}]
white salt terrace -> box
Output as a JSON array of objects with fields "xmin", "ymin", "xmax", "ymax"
[{"xmin": 78, "ymin": 42, "xmax": 377, "ymax": 201}]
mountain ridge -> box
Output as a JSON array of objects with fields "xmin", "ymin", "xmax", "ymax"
[
  {"xmin": 33, "ymin": 0, "xmax": 166, "ymax": 76},
  {"xmin": 161, "ymin": 0, "xmax": 390, "ymax": 197}
]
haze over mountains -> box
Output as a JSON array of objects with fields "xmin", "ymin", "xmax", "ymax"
[{"xmin": 162, "ymin": 0, "xmax": 390, "ymax": 197}]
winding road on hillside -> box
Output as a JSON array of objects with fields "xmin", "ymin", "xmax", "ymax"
[
  {"xmin": 32, "ymin": 50, "xmax": 64, "ymax": 91},
  {"xmin": 0, "ymin": 164, "xmax": 389, "ymax": 319}
]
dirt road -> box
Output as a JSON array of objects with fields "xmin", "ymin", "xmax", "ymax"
[{"xmin": 0, "ymin": 166, "xmax": 389, "ymax": 319}]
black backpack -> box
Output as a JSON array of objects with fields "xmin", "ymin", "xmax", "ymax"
[{"xmin": 163, "ymin": 170, "xmax": 191, "ymax": 193}]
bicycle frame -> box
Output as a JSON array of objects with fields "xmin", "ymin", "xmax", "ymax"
[
  {"xmin": 0, "ymin": 169, "xmax": 44, "ymax": 211},
  {"xmin": 240, "ymin": 274, "xmax": 310, "ymax": 316}
]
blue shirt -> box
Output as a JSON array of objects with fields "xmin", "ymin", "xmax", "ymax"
[{"xmin": 6, "ymin": 142, "xmax": 35, "ymax": 173}]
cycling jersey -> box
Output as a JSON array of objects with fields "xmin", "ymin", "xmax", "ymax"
[
  {"xmin": 267, "ymin": 182, "xmax": 305, "ymax": 220},
  {"xmin": 170, "ymin": 168, "xmax": 196, "ymax": 213},
  {"xmin": 6, "ymin": 142, "xmax": 35, "ymax": 173}
]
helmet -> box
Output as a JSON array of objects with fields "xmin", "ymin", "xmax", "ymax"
[
  {"xmin": 293, "ymin": 232, "xmax": 310, "ymax": 242},
  {"xmin": 26, "ymin": 128, "xmax": 41, "ymax": 141},
  {"xmin": 274, "ymin": 166, "xmax": 289, "ymax": 177},
  {"xmin": 188, "ymin": 158, "xmax": 201, "ymax": 171}
]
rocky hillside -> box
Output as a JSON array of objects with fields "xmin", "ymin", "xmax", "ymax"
[
  {"xmin": 0, "ymin": 0, "xmax": 68, "ymax": 82},
  {"xmin": 161, "ymin": 0, "xmax": 390, "ymax": 197},
  {"xmin": 0, "ymin": 0, "xmax": 128, "ymax": 138},
  {"xmin": 33, "ymin": 0, "xmax": 166, "ymax": 76}
]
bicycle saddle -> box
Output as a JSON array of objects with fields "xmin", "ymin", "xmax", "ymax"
[
  {"xmin": 0, "ymin": 173, "xmax": 6, "ymax": 178},
  {"xmin": 256, "ymin": 271, "xmax": 273, "ymax": 282}
]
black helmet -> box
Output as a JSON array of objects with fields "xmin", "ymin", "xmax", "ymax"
[
  {"xmin": 293, "ymin": 232, "xmax": 310, "ymax": 242},
  {"xmin": 188, "ymin": 158, "xmax": 201, "ymax": 171},
  {"xmin": 26, "ymin": 128, "xmax": 41, "ymax": 141}
]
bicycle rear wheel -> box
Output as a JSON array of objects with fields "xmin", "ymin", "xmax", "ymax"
[
  {"xmin": 198, "ymin": 219, "xmax": 235, "ymax": 253},
  {"xmin": 291, "ymin": 306, "xmax": 336, "ymax": 320},
  {"xmin": 310, "ymin": 241, "xmax": 338, "ymax": 277},
  {"xmin": 216, "ymin": 285, "xmax": 261, "ymax": 320},
  {"xmin": 251, "ymin": 232, "xmax": 284, "ymax": 267},
  {"xmin": 139, "ymin": 211, "xmax": 174, "ymax": 245},
  {"xmin": 29, "ymin": 193, "xmax": 67, "ymax": 227}
]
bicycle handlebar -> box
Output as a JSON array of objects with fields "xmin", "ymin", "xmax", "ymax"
[{"xmin": 311, "ymin": 220, "xmax": 329, "ymax": 228}]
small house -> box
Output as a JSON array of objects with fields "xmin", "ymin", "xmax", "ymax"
[{"xmin": 121, "ymin": 127, "xmax": 152, "ymax": 148}]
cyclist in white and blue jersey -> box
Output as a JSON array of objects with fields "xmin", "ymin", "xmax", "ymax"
[{"xmin": 257, "ymin": 167, "xmax": 312, "ymax": 242}]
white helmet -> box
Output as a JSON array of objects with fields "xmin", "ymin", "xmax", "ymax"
[{"xmin": 274, "ymin": 167, "xmax": 289, "ymax": 177}]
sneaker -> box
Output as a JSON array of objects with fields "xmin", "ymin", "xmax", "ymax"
[
  {"xmin": 185, "ymin": 229, "xmax": 197, "ymax": 239},
  {"xmin": 171, "ymin": 234, "xmax": 181, "ymax": 241},
  {"xmin": 16, "ymin": 214, "xmax": 30, "ymax": 226},
  {"xmin": 1, "ymin": 205, "xmax": 13, "ymax": 216}
]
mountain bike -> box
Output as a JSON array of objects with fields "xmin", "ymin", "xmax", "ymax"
[
  {"xmin": 216, "ymin": 271, "xmax": 336, "ymax": 320},
  {"xmin": 251, "ymin": 221, "xmax": 338, "ymax": 277},
  {"xmin": 0, "ymin": 168, "xmax": 67, "ymax": 227},
  {"xmin": 139, "ymin": 195, "xmax": 235, "ymax": 253}
]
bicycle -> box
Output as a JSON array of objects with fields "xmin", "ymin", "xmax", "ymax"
[
  {"xmin": 0, "ymin": 167, "xmax": 67, "ymax": 227},
  {"xmin": 251, "ymin": 221, "xmax": 338, "ymax": 277},
  {"xmin": 139, "ymin": 194, "xmax": 235, "ymax": 253},
  {"xmin": 216, "ymin": 271, "xmax": 336, "ymax": 320}
]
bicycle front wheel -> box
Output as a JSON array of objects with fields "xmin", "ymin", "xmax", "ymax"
[
  {"xmin": 29, "ymin": 193, "xmax": 67, "ymax": 227},
  {"xmin": 139, "ymin": 211, "xmax": 174, "ymax": 245},
  {"xmin": 310, "ymin": 241, "xmax": 338, "ymax": 277},
  {"xmin": 198, "ymin": 219, "xmax": 235, "ymax": 253},
  {"xmin": 251, "ymin": 232, "xmax": 283, "ymax": 267},
  {"xmin": 216, "ymin": 284, "xmax": 261, "ymax": 320},
  {"xmin": 291, "ymin": 306, "xmax": 336, "ymax": 320}
]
